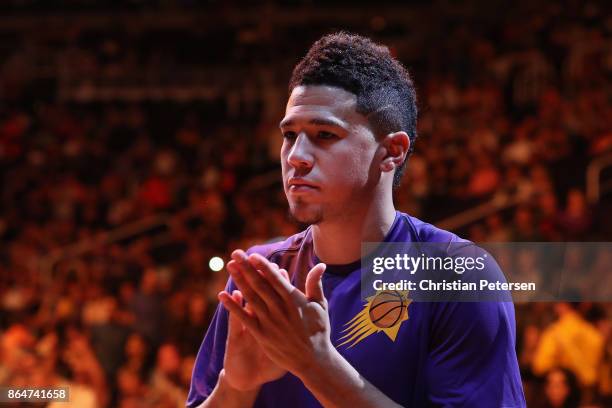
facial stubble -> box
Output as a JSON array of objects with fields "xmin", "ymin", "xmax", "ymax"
[{"xmin": 287, "ymin": 196, "xmax": 323, "ymax": 225}]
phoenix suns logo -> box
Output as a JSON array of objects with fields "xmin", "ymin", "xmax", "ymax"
[{"xmin": 338, "ymin": 290, "xmax": 411, "ymax": 348}]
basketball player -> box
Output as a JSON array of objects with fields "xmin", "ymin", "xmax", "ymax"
[{"xmin": 188, "ymin": 33, "xmax": 526, "ymax": 407}]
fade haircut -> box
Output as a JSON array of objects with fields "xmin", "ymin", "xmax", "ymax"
[{"xmin": 289, "ymin": 32, "xmax": 418, "ymax": 188}]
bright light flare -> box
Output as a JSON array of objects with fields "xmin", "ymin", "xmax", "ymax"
[{"xmin": 209, "ymin": 256, "xmax": 224, "ymax": 272}]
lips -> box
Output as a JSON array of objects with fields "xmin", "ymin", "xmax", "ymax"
[
  {"xmin": 289, "ymin": 185, "xmax": 317, "ymax": 193},
  {"xmin": 287, "ymin": 178, "xmax": 319, "ymax": 193}
]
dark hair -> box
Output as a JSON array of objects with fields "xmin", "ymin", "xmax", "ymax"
[
  {"xmin": 289, "ymin": 32, "xmax": 418, "ymax": 188},
  {"xmin": 544, "ymin": 368, "xmax": 581, "ymax": 408}
]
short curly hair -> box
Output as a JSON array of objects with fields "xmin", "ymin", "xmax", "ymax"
[{"xmin": 289, "ymin": 32, "xmax": 418, "ymax": 188}]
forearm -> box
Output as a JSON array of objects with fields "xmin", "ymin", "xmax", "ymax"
[
  {"xmin": 199, "ymin": 370, "xmax": 260, "ymax": 408},
  {"xmin": 297, "ymin": 348, "xmax": 402, "ymax": 408}
]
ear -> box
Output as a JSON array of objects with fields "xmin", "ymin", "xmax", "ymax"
[{"xmin": 380, "ymin": 131, "xmax": 410, "ymax": 173}]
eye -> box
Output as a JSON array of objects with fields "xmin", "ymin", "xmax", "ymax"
[
  {"xmin": 282, "ymin": 131, "xmax": 297, "ymax": 140},
  {"xmin": 317, "ymin": 131, "xmax": 337, "ymax": 140}
]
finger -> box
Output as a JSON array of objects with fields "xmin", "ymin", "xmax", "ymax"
[
  {"xmin": 219, "ymin": 291, "xmax": 261, "ymax": 335},
  {"xmin": 220, "ymin": 291, "xmax": 243, "ymax": 339},
  {"xmin": 248, "ymin": 254, "xmax": 302, "ymax": 319},
  {"xmin": 231, "ymin": 290, "xmax": 248, "ymax": 330},
  {"xmin": 231, "ymin": 289, "xmax": 243, "ymax": 305},
  {"xmin": 248, "ymin": 253, "xmax": 296, "ymax": 301},
  {"xmin": 274, "ymin": 268, "xmax": 304, "ymax": 320},
  {"xmin": 227, "ymin": 260, "xmax": 269, "ymax": 315},
  {"xmin": 232, "ymin": 252, "xmax": 286, "ymax": 314},
  {"xmin": 305, "ymin": 263, "xmax": 327, "ymax": 306}
]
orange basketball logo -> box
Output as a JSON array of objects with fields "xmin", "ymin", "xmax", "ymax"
[
  {"xmin": 338, "ymin": 290, "xmax": 411, "ymax": 348},
  {"xmin": 368, "ymin": 290, "xmax": 408, "ymax": 328}
]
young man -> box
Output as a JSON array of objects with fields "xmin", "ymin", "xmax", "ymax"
[{"xmin": 188, "ymin": 33, "xmax": 526, "ymax": 407}]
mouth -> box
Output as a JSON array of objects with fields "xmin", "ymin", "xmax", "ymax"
[
  {"xmin": 289, "ymin": 185, "xmax": 318, "ymax": 193},
  {"xmin": 287, "ymin": 178, "xmax": 319, "ymax": 193}
]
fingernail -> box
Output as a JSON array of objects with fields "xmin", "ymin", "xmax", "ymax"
[{"xmin": 232, "ymin": 250, "xmax": 247, "ymax": 262}]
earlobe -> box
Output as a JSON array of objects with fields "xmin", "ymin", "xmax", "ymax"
[{"xmin": 381, "ymin": 160, "xmax": 395, "ymax": 172}]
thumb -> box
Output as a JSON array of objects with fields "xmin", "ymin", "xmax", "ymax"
[{"xmin": 305, "ymin": 263, "xmax": 327, "ymax": 305}]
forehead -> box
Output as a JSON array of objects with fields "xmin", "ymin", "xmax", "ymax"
[{"xmin": 283, "ymin": 85, "xmax": 362, "ymax": 124}]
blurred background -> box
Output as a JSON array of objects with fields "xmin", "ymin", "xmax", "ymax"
[{"xmin": 0, "ymin": 0, "xmax": 610, "ymax": 407}]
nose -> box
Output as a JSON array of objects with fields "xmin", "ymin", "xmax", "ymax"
[{"xmin": 287, "ymin": 132, "xmax": 314, "ymax": 170}]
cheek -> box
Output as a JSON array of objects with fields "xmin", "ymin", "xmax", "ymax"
[
  {"xmin": 350, "ymin": 139, "xmax": 379, "ymax": 175},
  {"xmin": 326, "ymin": 146, "xmax": 374, "ymax": 186},
  {"xmin": 280, "ymin": 150, "xmax": 289, "ymax": 174}
]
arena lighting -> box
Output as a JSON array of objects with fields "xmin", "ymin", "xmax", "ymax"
[{"xmin": 208, "ymin": 256, "xmax": 224, "ymax": 272}]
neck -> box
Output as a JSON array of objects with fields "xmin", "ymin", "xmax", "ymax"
[{"xmin": 311, "ymin": 188, "xmax": 396, "ymax": 265}]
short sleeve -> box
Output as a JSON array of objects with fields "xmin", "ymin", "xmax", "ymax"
[
  {"xmin": 426, "ymin": 301, "xmax": 526, "ymax": 407},
  {"xmin": 186, "ymin": 278, "xmax": 236, "ymax": 407}
]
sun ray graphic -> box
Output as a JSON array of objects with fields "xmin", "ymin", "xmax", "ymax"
[{"xmin": 337, "ymin": 291, "xmax": 411, "ymax": 349}]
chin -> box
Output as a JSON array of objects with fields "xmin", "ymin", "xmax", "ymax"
[{"xmin": 288, "ymin": 202, "xmax": 323, "ymax": 225}]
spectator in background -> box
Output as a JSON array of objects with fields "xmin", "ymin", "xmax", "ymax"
[
  {"xmin": 148, "ymin": 343, "xmax": 186, "ymax": 408},
  {"xmin": 512, "ymin": 206, "xmax": 542, "ymax": 241},
  {"xmin": 0, "ymin": 324, "xmax": 36, "ymax": 385},
  {"xmin": 485, "ymin": 213, "xmax": 511, "ymax": 242},
  {"xmin": 83, "ymin": 292, "xmax": 130, "ymax": 383},
  {"xmin": 501, "ymin": 165, "xmax": 533, "ymax": 200},
  {"xmin": 129, "ymin": 269, "xmax": 163, "ymax": 347},
  {"xmin": 536, "ymin": 191, "xmax": 562, "ymax": 241},
  {"xmin": 121, "ymin": 332, "xmax": 152, "ymax": 376},
  {"xmin": 534, "ymin": 368, "xmax": 581, "ymax": 408},
  {"xmin": 519, "ymin": 324, "xmax": 541, "ymax": 373},
  {"xmin": 51, "ymin": 325, "xmax": 108, "ymax": 408},
  {"xmin": 116, "ymin": 367, "xmax": 148, "ymax": 408},
  {"xmin": 180, "ymin": 355, "xmax": 196, "ymax": 390},
  {"xmin": 529, "ymin": 165, "xmax": 555, "ymax": 195},
  {"xmin": 503, "ymin": 118, "xmax": 535, "ymax": 166},
  {"xmin": 178, "ymin": 293, "xmax": 212, "ymax": 355},
  {"xmin": 532, "ymin": 302, "xmax": 604, "ymax": 391},
  {"xmin": 596, "ymin": 314, "xmax": 612, "ymax": 406},
  {"xmin": 558, "ymin": 189, "xmax": 593, "ymax": 240},
  {"xmin": 467, "ymin": 153, "xmax": 501, "ymax": 197}
]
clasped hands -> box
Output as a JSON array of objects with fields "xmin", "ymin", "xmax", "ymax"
[{"xmin": 218, "ymin": 249, "xmax": 332, "ymax": 391}]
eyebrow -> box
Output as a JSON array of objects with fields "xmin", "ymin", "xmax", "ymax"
[{"xmin": 279, "ymin": 117, "xmax": 348, "ymax": 129}]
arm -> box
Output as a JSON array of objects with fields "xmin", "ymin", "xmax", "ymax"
[
  {"xmin": 415, "ymin": 246, "xmax": 526, "ymax": 406},
  {"xmin": 199, "ymin": 370, "xmax": 259, "ymax": 408},
  {"xmin": 188, "ymin": 282, "xmax": 286, "ymax": 408},
  {"xmin": 296, "ymin": 347, "xmax": 401, "ymax": 408}
]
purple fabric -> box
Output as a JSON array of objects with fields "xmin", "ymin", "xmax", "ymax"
[{"xmin": 187, "ymin": 212, "xmax": 526, "ymax": 407}]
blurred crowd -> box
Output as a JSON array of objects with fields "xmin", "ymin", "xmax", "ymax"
[{"xmin": 1, "ymin": 1, "xmax": 611, "ymax": 407}]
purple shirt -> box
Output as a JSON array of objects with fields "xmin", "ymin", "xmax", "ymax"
[{"xmin": 188, "ymin": 212, "xmax": 526, "ymax": 407}]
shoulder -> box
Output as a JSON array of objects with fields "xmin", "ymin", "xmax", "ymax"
[
  {"xmin": 246, "ymin": 227, "xmax": 313, "ymax": 263},
  {"xmin": 398, "ymin": 212, "xmax": 467, "ymax": 244},
  {"xmin": 398, "ymin": 212, "xmax": 509, "ymax": 297}
]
